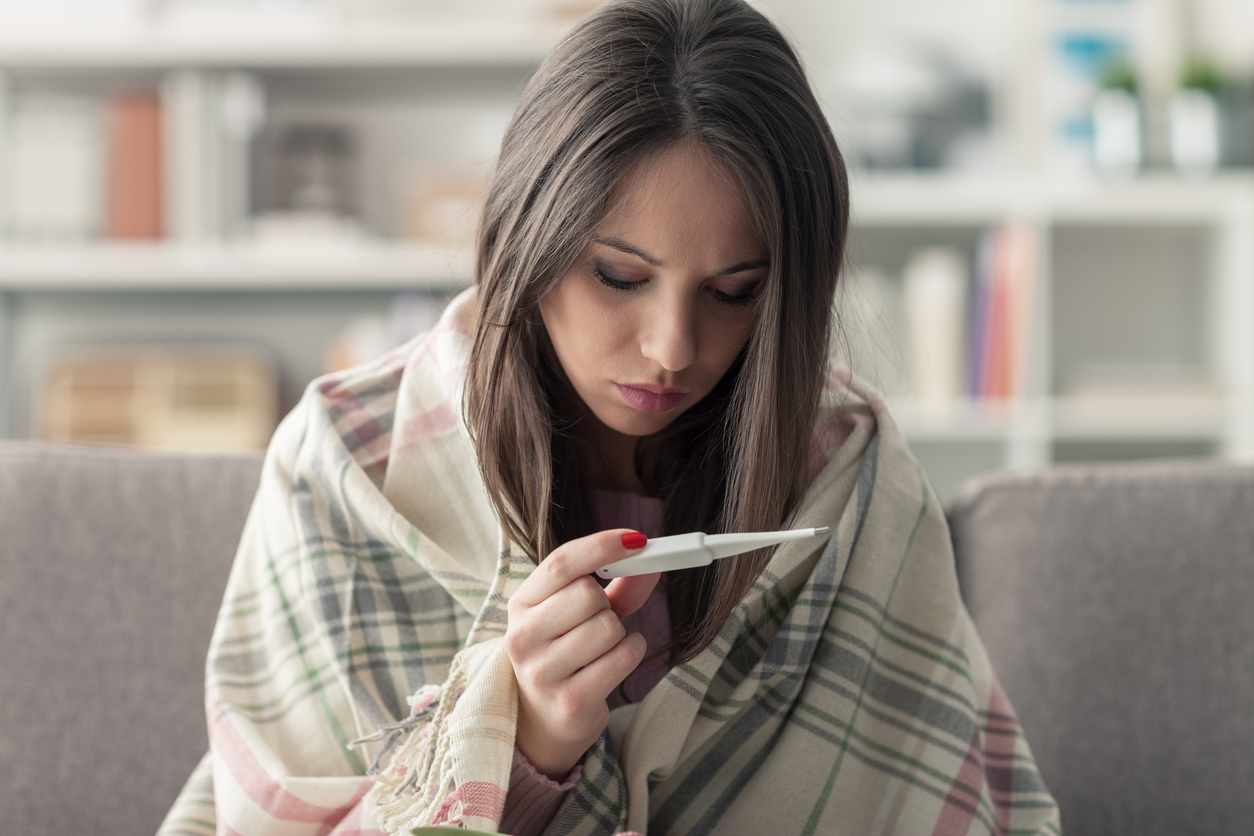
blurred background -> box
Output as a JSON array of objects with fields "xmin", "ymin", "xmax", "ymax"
[{"xmin": 0, "ymin": 0, "xmax": 1252, "ymax": 499}]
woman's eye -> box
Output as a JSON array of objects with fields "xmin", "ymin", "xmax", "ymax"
[
  {"xmin": 709, "ymin": 284, "xmax": 759, "ymax": 307},
  {"xmin": 592, "ymin": 264, "xmax": 644, "ymax": 292}
]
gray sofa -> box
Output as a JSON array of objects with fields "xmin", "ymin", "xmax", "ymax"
[
  {"xmin": 0, "ymin": 443, "xmax": 263, "ymax": 836},
  {"xmin": 947, "ymin": 462, "xmax": 1254, "ymax": 836},
  {"xmin": 2, "ymin": 441, "xmax": 1252, "ymax": 835}
]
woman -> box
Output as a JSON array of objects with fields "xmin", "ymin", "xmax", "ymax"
[{"xmin": 160, "ymin": 1, "xmax": 1061, "ymax": 834}]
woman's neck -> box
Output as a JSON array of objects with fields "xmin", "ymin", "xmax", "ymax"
[{"xmin": 578, "ymin": 413, "xmax": 646, "ymax": 495}]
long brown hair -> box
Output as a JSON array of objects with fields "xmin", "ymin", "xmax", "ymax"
[{"xmin": 465, "ymin": 0, "xmax": 849, "ymax": 663}]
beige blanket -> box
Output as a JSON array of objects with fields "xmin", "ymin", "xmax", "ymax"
[{"xmin": 158, "ymin": 288, "xmax": 1061, "ymax": 835}]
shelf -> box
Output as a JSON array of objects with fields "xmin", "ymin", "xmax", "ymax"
[
  {"xmin": 890, "ymin": 398, "xmax": 1022, "ymax": 442},
  {"xmin": 1047, "ymin": 175, "xmax": 1254, "ymax": 224},
  {"xmin": 0, "ymin": 241, "xmax": 474, "ymax": 291},
  {"xmin": 1050, "ymin": 395, "xmax": 1226, "ymax": 441},
  {"xmin": 850, "ymin": 171, "xmax": 1254, "ymax": 227},
  {"xmin": 850, "ymin": 174, "xmax": 1038, "ymax": 226},
  {"xmin": 890, "ymin": 395, "xmax": 1225, "ymax": 443},
  {"xmin": 0, "ymin": 18, "xmax": 567, "ymax": 70}
]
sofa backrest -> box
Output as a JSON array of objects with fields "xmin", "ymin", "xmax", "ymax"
[
  {"xmin": 0, "ymin": 442, "xmax": 263, "ymax": 836},
  {"xmin": 947, "ymin": 460, "xmax": 1254, "ymax": 836},
  {"xmin": 8, "ymin": 442, "xmax": 1254, "ymax": 835}
]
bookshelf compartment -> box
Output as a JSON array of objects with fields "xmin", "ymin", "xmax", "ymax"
[
  {"xmin": 6, "ymin": 288, "xmax": 453, "ymax": 442},
  {"xmin": 842, "ymin": 225, "xmax": 985, "ymax": 406},
  {"xmin": 254, "ymin": 84, "xmax": 516, "ymax": 244},
  {"xmin": 42, "ymin": 345, "xmax": 277, "ymax": 451},
  {"xmin": 1051, "ymin": 223, "xmax": 1216, "ymax": 401},
  {"xmin": 847, "ymin": 225, "xmax": 986, "ymax": 287},
  {"xmin": 842, "ymin": 220, "xmax": 1040, "ymax": 409}
]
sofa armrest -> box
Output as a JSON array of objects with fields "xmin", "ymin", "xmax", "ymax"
[
  {"xmin": 0, "ymin": 442, "xmax": 262, "ymax": 836},
  {"xmin": 947, "ymin": 460, "xmax": 1254, "ymax": 836}
]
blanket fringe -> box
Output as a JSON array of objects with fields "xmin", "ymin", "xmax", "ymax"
[{"xmin": 349, "ymin": 652, "xmax": 470, "ymax": 833}]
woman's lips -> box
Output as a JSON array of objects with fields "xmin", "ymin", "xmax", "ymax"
[{"xmin": 615, "ymin": 383, "xmax": 689, "ymax": 413}]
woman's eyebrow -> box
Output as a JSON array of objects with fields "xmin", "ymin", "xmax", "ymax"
[
  {"xmin": 593, "ymin": 236, "xmax": 663, "ymax": 266},
  {"xmin": 592, "ymin": 235, "xmax": 769, "ymax": 275}
]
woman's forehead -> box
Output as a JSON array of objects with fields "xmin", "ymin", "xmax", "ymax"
[{"xmin": 595, "ymin": 143, "xmax": 766, "ymax": 263}]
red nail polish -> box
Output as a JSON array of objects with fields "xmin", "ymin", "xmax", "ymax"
[{"xmin": 621, "ymin": 531, "xmax": 647, "ymax": 550}]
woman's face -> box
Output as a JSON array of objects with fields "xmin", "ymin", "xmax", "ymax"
[{"xmin": 539, "ymin": 142, "xmax": 768, "ymax": 441}]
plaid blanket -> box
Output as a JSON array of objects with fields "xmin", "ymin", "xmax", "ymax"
[{"xmin": 158, "ymin": 288, "xmax": 1061, "ymax": 836}]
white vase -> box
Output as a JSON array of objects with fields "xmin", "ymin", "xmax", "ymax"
[
  {"xmin": 1170, "ymin": 89, "xmax": 1221, "ymax": 177},
  {"xmin": 1092, "ymin": 89, "xmax": 1142, "ymax": 177}
]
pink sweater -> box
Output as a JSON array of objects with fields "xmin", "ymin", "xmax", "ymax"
[{"xmin": 498, "ymin": 491, "xmax": 669, "ymax": 836}]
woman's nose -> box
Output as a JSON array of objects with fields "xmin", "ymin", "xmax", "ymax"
[{"xmin": 640, "ymin": 294, "xmax": 698, "ymax": 372}]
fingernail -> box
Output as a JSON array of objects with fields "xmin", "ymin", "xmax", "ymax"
[{"xmin": 621, "ymin": 531, "xmax": 647, "ymax": 550}]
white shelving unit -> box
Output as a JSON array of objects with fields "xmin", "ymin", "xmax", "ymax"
[
  {"xmin": 3, "ymin": 10, "xmax": 1253, "ymax": 498},
  {"xmin": 849, "ymin": 172, "xmax": 1254, "ymax": 497}
]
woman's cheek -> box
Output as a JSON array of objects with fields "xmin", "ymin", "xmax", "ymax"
[{"xmin": 588, "ymin": 303, "xmax": 636, "ymax": 358}]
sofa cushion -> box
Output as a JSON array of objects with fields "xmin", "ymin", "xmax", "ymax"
[
  {"xmin": 0, "ymin": 442, "xmax": 262, "ymax": 836},
  {"xmin": 947, "ymin": 460, "xmax": 1254, "ymax": 836}
]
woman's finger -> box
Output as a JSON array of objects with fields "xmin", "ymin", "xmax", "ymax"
[
  {"xmin": 543, "ymin": 607, "xmax": 628, "ymax": 676},
  {"xmin": 512, "ymin": 529, "xmax": 648, "ymax": 608},
  {"xmin": 566, "ymin": 630, "xmax": 648, "ymax": 701},
  {"xmin": 605, "ymin": 572, "xmax": 661, "ymax": 621},
  {"xmin": 520, "ymin": 575, "xmax": 610, "ymax": 645}
]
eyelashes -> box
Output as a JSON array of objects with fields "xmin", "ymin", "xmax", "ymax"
[
  {"xmin": 592, "ymin": 264, "xmax": 642, "ymax": 293},
  {"xmin": 709, "ymin": 287, "xmax": 759, "ymax": 307},
  {"xmin": 592, "ymin": 263, "xmax": 759, "ymax": 308}
]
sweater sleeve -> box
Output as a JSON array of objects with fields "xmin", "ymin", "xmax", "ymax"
[{"xmin": 499, "ymin": 747, "xmax": 583, "ymax": 836}]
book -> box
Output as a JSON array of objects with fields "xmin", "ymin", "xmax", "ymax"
[
  {"xmin": 106, "ymin": 92, "xmax": 163, "ymax": 239},
  {"xmin": 967, "ymin": 230, "xmax": 994, "ymax": 400},
  {"xmin": 902, "ymin": 247, "xmax": 968, "ymax": 407},
  {"xmin": 6, "ymin": 94, "xmax": 103, "ymax": 241},
  {"xmin": 983, "ymin": 227, "xmax": 1011, "ymax": 399},
  {"xmin": 162, "ymin": 70, "xmax": 217, "ymax": 241},
  {"xmin": 967, "ymin": 222, "xmax": 1037, "ymax": 402},
  {"xmin": 1002, "ymin": 221, "xmax": 1038, "ymax": 400},
  {"xmin": 162, "ymin": 70, "xmax": 264, "ymax": 242},
  {"xmin": 219, "ymin": 72, "xmax": 265, "ymax": 238}
]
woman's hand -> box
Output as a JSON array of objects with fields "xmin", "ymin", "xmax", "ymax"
[{"xmin": 505, "ymin": 529, "xmax": 660, "ymax": 781}]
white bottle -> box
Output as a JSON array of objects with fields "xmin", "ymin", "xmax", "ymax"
[
  {"xmin": 1092, "ymin": 88, "xmax": 1142, "ymax": 177},
  {"xmin": 1169, "ymin": 88, "xmax": 1220, "ymax": 177}
]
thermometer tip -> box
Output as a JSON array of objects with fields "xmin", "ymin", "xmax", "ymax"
[{"xmin": 815, "ymin": 526, "xmax": 831, "ymax": 536}]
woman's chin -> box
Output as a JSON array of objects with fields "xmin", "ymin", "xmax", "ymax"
[{"xmin": 596, "ymin": 403, "xmax": 684, "ymax": 439}]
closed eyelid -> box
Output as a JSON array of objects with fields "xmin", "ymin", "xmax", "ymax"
[
  {"xmin": 594, "ymin": 261, "xmax": 648, "ymax": 283},
  {"xmin": 708, "ymin": 276, "xmax": 761, "ymax": 296},
  {"xmin": 712, "ymin": 260, "xmax": 769, "ymax": 276}
]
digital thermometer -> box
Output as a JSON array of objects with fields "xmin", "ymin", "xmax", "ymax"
[{"xmin": 596, "ymin": 526, "xmax": 831, "ymax": 579}]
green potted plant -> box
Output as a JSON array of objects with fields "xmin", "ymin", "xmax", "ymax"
[
  {"xmin": 1092, "ymin": 56, "xmax": 1142, "ymax": 177},
  {"xmin": 1171, "ymin": 55, "xmax": 1224, "ymax": 176}
]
